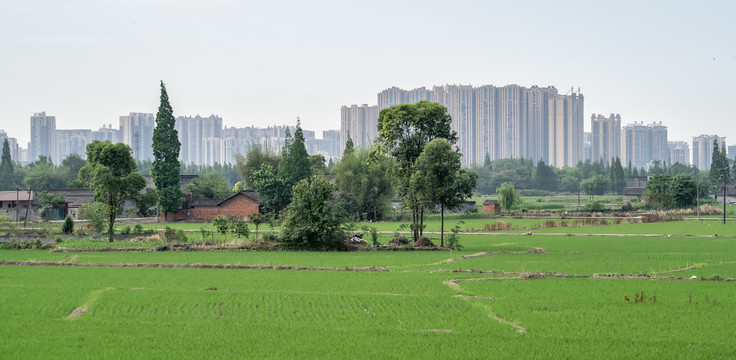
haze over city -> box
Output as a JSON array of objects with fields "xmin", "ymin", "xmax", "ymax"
[{"xmin": 2, "ymin": 0, "xmax": 735, "ymax": 146}]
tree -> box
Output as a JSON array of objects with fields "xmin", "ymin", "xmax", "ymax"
[
  {"xmin": 496, "ymin": 182, "xmax": 520, "ymax": 213},
  {"xmin": 234, "ymin": 146, "xmax": 280, "ymax": 189},
  {"xmin": 710, "ymin": 141, "xmax": 731, "ymax": 223},
  {"xmin": 251, "ymin": 164, "xmax": 291, "ymax": 215},
  {"xmin": 152, "ymin": 81, "xmax": 182, "ymax": 220},
  {"xmin": 0, "ymin": 138, "xmax": 15, "ymax": 190},
  {"xmin": 61, "ymin": 154, "xmax": 86, "ymax": 185},
  {"xmin": 412, "ymin": 139, "xmax": 476, "ymax": 247},
  {"xmin": 376, "ymin": 101, "xmax": 457, "ymax": 242},
  {"xmin": 23, "ymin": 157, "xmax": 67, "ymax": 190},
  {"xmin": 78, "ymin": 140, "xmax": 146, "ymax": 241},
  {"xmin": 280, "ymin": 175, "xmax": 346, "ymax": 250},
  {"xmin": 279, "ymin": 120, "xmax": 312, "ymax": 188},
  {"xmin": 670, "ymin": 174, "xmax": 697, "ymax": 209},
  {"xmin": 609, "ymin": 157, "xmax": 626, "ymax": 194},
  {"xmin": 644, "ymin": 174, "xmax": 697, "ymax": 209},
  {"xmin": 534, "ymin": 160, "xmax": 558, "ymax": 191},
  {"xmin": 136, "ymin": 187, "xmax": 159, "ymax": 217},
  {"xmin": 62, "ymin": 215, "xmax": 74, "ymax": 234},
  {"xmin": 309, "ymin": 154, "xmax": 327, "ymax": 176},
  {"xmin": 185, "ymin": 174, "xmax": 231, "ymax": 199},
  {"xmin": 333, "ymin": 148, "xmax": 394, "ymax": 221},
  {"xmin": 580, "ymin": 174, "xmax": 610, "ymax": 199},
  {"xmin": 232, "ymin": 181, "xmax": 245, "ymax": 192}
]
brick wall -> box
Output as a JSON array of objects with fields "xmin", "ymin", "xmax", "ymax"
[{"xmin": 166, "ymin": 193, "xmax": 259, "ymax": 221}]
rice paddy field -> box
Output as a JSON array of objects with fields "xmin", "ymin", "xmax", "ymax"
[{"xmin": 2, "ymin": 220, "xmax": 736, "ymax": 359}]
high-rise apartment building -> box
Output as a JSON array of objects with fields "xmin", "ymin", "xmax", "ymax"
[
  {"xmin": 175, "ymin": 115, "xmax": 223, "ymax": 165},
  {"xmin": 91, "ymin": 124, "xmax": 119, "ymax": 143},
  {"xmin": 590, "ymin": 113, "xmax": 621, "ymax": 164},
  {"xmin": 56, "ymin": 129, "xmax": 91, "ymax": 161},
  {"xmin": 30, "ymin": 112, "xmax": 57, "ymax": 163},
  {"xmin": 119, "ymin": 112, "xmax": 155, "ymax": 161},
  {"xmin": 728, "ymin": 145, "xmax": 736, "ymax": 162},
  {"xmin": 583, "ymin": 132, "xmax": 592, "ymax": 161},
  {"xmin": 620, "ymin": 122, "xmax": 668, "ymax": 169},
  {"xmin": 668, "ymin": 141, "xmax": 690, "ymax": 165},
  {"xmin": 692, "ymin": 134, "xmax": 726, "ymax": 170},
  {"xmin": 340, "ymin": 104, "xmax": 379, "ymax": 154},
  {"xmin": 366, "ymin": 84, "xmax": 584, "ymax": 167}
]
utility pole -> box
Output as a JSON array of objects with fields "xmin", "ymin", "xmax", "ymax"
[{"xmin": 15, "ymin": 187, "xmax": 19, "ymax": 222}]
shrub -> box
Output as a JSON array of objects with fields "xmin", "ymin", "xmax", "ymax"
[
  {"xmin": 61, "ymin": 215, "xmax": 74, "ymax": 234},
  {"xmin": 446, "ymin": 221, "xmax": 464, "ymax": 250},
  {"xmin": 121, "ymin": 226, "xmax": 131, "ymax": 235},
  {"xmin": 133, "ymin": 224, "xmax": 144, "ymax": 234},
  {"xmin": 585, "ymin": 201, "xmax": 605, "ymax": 211},
  {"xmin": 232, "ymin": 218, "xmax": 250, "ymax": 239}
]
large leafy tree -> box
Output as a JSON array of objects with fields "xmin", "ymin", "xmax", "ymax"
[
  {"xmin": 279, "ymin": 120, "xmax": 312, "ymax": 188},
  {"xmin": 333, "ymin": 147, "xmax": 394, "ymax": 221},
  {"xmin": 496, "ymin": 182, "xmax": 520, "ymax": 213},
  {"xmin": 152, "ymin": 81, "xmax": 182, "ymax": 220},
  {"xmin": 185, "ymin": 174, "xmax": 231, "ymax": 199},
  {"xmin": 78, "ymin": 141, "xmax": 145, "ymax": 241},
  {"xmin": 251, "ymin": 164, "xmax": 291, "ymax": 215},
  {"xmin": 280, "ymin": 175, "xmax": 345, "ymax": 250},
  {"xmin": 61, "ymin": 153, "xmax": 87, "ymax": 188},
  {"xmin": 412, "ymin": 138, "xmax": 476, "ymax": 247},
  {"xmin": 234, "ymin": 146, "xmax": 280, "ymax": 188},
  {"xmin": 0, "ymin": 138, "xmax": 14, "ymax": 190},
  {"xmin": 376, "ymin": 101, "xmax": 457, "ymax": 242},
  {"xmin": 22, "ymin": 156, "xmax": 67, "ymax": 190}
]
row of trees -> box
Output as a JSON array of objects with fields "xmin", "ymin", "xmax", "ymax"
[{"xmin": 473, "ymin": 156, "xmax": 705, "ymax": 197}]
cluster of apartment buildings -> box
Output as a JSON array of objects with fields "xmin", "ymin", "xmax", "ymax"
[
  {"xmin": 3, "ymin": 112, "xmax": 341, "ymax": 166},
  {"xmin": 340, "ymin": 84, "xmax": 730, "ymax": 170},
  {"xmin": 343, "ymin": 84, "xmax": 585, "ymax": 168},
  {"xmin": 1, "ymin": 83, "xmax": 730, "ymax": 172},
  {"xmin": 584, "ymin": 113, "xmax": 728, "ymax": 170}
]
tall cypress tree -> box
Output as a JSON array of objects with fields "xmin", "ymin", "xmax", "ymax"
[
  {"xmin": 279, "ymin": 119, "xmax": 311, "ymax": 188},
  {"xmin": 152, "ymin": 81, "xmax": 182, "ymax": 220},
  {"xmin": 0, "ymin": 138, "xmax": 15, "ymax": 190}
]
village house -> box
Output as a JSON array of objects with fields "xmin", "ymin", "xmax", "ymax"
[{"xmin": 166, "ymin": 190, "xmax": 260, "ymax": 221}]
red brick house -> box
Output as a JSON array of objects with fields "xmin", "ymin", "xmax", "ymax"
[
  {"xmin": 166, "ymin": 191, "xmax": 260, "ymax": 221},
  {"xmin": 482, "ymin": 200, "xmax": 500, "ymax": 213}
]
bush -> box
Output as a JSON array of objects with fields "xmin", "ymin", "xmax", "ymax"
[
  {"xmin": 585, "ymin": 201, "xmax": 605, "ymax": 211},
  {"xmin": 232, "ymin": 218, "xmax": 250, "ymax": 239},
  {"xmin": 121, "ymin": 226, "xmax": 131, "ymax": 235},
  {"xmin": 61, "ymin": 216, "xmax": 74, "ymax": 234},
  {"xmin": 446, "ymin": 221, "xmax": 464, "ymax": 250},
  {"xmin": 133, "ymin": 224, "xmax": 144, "ymax": 234}
]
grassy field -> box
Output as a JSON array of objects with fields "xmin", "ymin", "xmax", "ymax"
[{"xmin": 2, "ymin": 220, "xmax": 736, "ymax": 358}]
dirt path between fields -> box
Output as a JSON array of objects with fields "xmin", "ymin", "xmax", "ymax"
[
  {"xmin": 0, "ymin": 260, "xmax": 389, "ymax": 272},
  {"xmin": 66, "ymin": 287, "xmax": 114, "ymax": 319}
]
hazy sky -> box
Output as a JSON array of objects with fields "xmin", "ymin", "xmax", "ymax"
[{"xmin": 2, "ymin": 0, "xmax": 734, "ymax": 146}]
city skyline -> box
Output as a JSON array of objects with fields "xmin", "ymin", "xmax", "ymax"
[{"xmin": 2, "ymin": 1, "xmax": 734, "ymax": 147}]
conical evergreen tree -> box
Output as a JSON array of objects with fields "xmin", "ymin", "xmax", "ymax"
[
  {"xmin": 152, "ymin": 81, "xmax": 182, "ymax": 219},
  {"xmin": 343, "ymin": 131, "xmax": 355, "ymax": 157},
  {"xmin": 279, "ymin": 119, "xmax": 311, "ymax": 187},
  {"xmin": 0, "ymin": 138, "xmax": 15, "ymax": 190}
]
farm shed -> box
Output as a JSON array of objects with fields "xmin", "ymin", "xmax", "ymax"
[{"xmin": 482, "ymin": 200, "xmax": 500, "ymax": 213}]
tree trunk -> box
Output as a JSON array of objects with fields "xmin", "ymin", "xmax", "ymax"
[
  {"xmin": 108, "ymin": 209, "xmax": 115, "ymax": 242},
  {"xmin": 724, "ymin": 184, "xmax": 727, "ymax": 225},
  {"xmin": 419, "ymin": 207, "xmax": 424, "ymax": 238},
  {"xmin": 440, "ymin": 205, "xmax": 444, "ymax": 248}
]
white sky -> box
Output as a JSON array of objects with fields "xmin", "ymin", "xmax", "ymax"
[{"xmin": 1, "ymin": 0, "xmax": 734, "ymax": 146}]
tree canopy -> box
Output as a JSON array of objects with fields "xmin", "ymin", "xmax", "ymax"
[
  {"xmin": 152, "ymin": 81, "xmax": 182, "ymax": 219},
  {"xmin": 376, "ymin": 101, "xmax": 457, "ymax": 242},
  {"xmin": 78, "ymin": 140, "xmax": 145, "ymax": 241},
  {"xmin": 280, "ymin": 175, "xmax": 345, "ymax": 250},
  {"xmin": 0, "ymin": 138, "xmax": 15, "ymax": 190}
]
